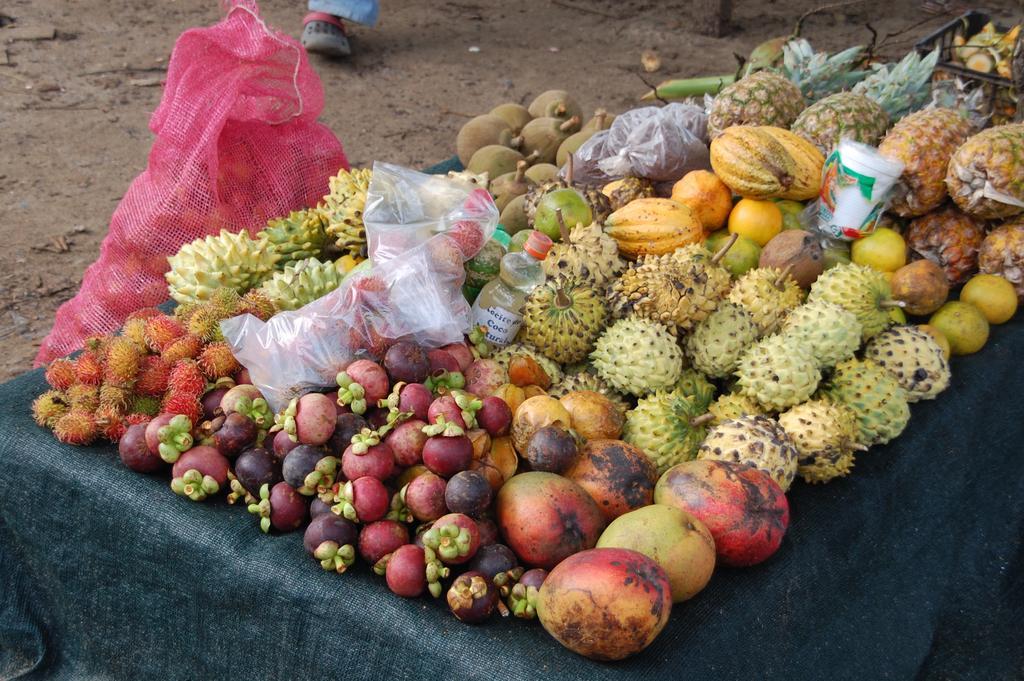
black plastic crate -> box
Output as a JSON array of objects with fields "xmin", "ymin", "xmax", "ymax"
[{"xmin": 915, "ymin": 10, "xmax": 1013, "ymax": 87}]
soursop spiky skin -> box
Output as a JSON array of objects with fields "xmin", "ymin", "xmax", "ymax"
[
  {"xmin": 322, "ymin": 167, "xmax": 372, "ymax": 258},
  {"xmin": 709, "ymin": 392, "xmax": 765, "ymax": 425},
  {"xmin": 824, "ymin": 358, "xmax": 910, "ymax": 446},
  {"xmin": 590, "ymin": 317, "xmax": 683, "ymax": 397},
  {"xmin": 491, "ymin": 343, "xmax": 563, "ymax": 384},
  {"xmin": 781, "ymin": 300, "xmax": 862, "ymax": 369},
  {"xmin": 623, "ymin": 390, "xmax": 710, "ymax": 475},
  {"xmin": 685, "ymin": 303, "xmax": 760, "ymax": 378},
  {"xmin": 727, "ymin": 267, "xmax": 805, "ymax": 336},
  {"xmin": 258, "ymin": 257, "xmax": 343, "ymax": 311},
  {"xmin": 166, "ymin": 230, "xmax": 280, "ymax": 305},
  {"xmin": 698, "ymin": 415, "xmax": 800, "ymax": 491},
  {"xmin": 791, "ymin": 92, "xmax": 890, "ymax": 155},
  {"xmin": 542, "ymin": 222, "xmax": 625, "ymax": 289},
  {"xmin": 778, "ymin": 398, "xmax": 859, "ymax": 484},
  {"xmin": 863, "ymin": 326, "xmax": 950, "ymax": 402},
  {"xmin": 520, "ymin": 276, "xmax": 607, "ymax": 365},
  {"xmin": 735, "ymin": 335, "xmax": 820, "ymax": 411},
  {"xmin": 548, "ymin": 370, "xmax": 629, "ymax": 415},
  {"xmin": 673, "ymin": 369, "xmax": 716, "ymax": 411},
  {"xmin": 807, "ymin": 263, "xmax": 894, "ymax": 341},
  {"xmin": 258, "ymin": 209, "xmax": 328, "ymax": 268}
]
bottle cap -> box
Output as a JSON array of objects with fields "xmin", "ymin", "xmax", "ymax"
[
  {"xmin": 492, "ymin": 228, "xmax": 511, "ymax": 249},
  {"xmin": 523, "ymin": 231, "xmax": 553, "ymax": 260}
]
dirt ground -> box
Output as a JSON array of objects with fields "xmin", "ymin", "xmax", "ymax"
[{"xmin": 0, "ymin": 0, "xmax": 1019, "ymax": 380}]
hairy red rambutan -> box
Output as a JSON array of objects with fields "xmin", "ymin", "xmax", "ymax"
[
  {"xmin": 95, "ymin": 405, "xmax": 126, "ymax": 442},
  {"xmin": 187, "ymin": 307, "xmax": 225, "ymax": 342},
  {"xmin": 238, "ymin": 289, "xmax": 278, "ymax": 321},
  {"xmin": 66, "ymin": 384, "xmax": 100, "ymax": 412},
  {"xmin": 32, "ymin": 390, "xmax": 69, "ymax": 427},
  {"xmin": 127, "ymin": 307, "xmax": 163, "ymax": 322},
  {"xmin": 197, "ymin": 343, "xmax": 240, "ymax": 380},
  {"xmin": 121, "ymin": 318, "xmax": 148, "ymax": 348},
  {"xmin": 134, "ymin": 356, "xmax": 171, "ymax": 396},
  {"xmin": 103, "ymin": 337, "xmax": 143, "ymax": 387},
  {"xmin": 161, "ymin": 334, "xmax": 203, "ymax": 363},
  {"xmin": 124, "ymin": 413, "xmax": 152, "ymax": 427},
  {"xmin": 98, "ymin": 384, "xmax": 132, "ymax": 412},
  {"xmin": 161, "ymin": 392, "xmax": 202, "ymax": 426},
  {"xmin": 74, "ymin": 351, "xmax": 104, "ymax": 386},
  {"xmin": 53, "ymin": 410, "xmax": 98, "ymax": 445},
  {"xmin": 168, "ymin": 360, "xmax": 206, "ymax": 397},
  {"xmin": 144, "ymin": 315, "xmax": 185, "ymax": 352},
  {"xmin": 45, "ymin": 358, "xmax": 77, "ymax": 391}
]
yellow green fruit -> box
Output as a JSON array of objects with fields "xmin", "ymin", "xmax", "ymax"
[{"xmin": 928, "ymin": 301, "xmax": 989, "ymax": 355}]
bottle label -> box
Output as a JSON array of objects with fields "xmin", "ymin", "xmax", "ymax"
[{"xmin": 471, "ymin": 303, "xmax": 523, "ymax": 346}]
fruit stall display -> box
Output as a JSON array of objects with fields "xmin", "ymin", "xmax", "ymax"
[{"xmin": 27, "ymin": 38, "xmax": 1024, "ymax": 663}]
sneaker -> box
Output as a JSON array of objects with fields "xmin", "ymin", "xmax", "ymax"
[{"xmin": 302, "ymin": 12, "xmax": 351, "ymax": 57}]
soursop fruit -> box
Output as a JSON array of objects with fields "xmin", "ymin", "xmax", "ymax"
[
  {"xmin": 824, "ymin": 357, "xmax": 910, "ymax": 446},
  {"xmin": 520, "ymin": 276, "xmax": 607, "ymax": 365},
  {"xmin": 698, "ymin": 415, "xmax": 800, "ymax": 491},
  {"xmin": 258, "ymin": 209, "xmax": 328, "ymax": 268},
  {"xmin": 166, "ymin": 230, "xmax": 280, "ymax": 305},
  {"xmin": 708, "ymin": 392, "xmax": 765, "ymax": 426},
  {"xmin": 778, "ymin": 398, "xmax": 860, "ymax": 484},
  {"xmin": 590, "ymin": 317, "xmax": 683, "ymax": 396},
  {"xmin": 727, "ymin": 267, "xmax": 805, "ymax": 335},
  {"xmin": 623, "ymin": 390, "xmax": 712, "ymax": 475},
  {"xmin": 863, "ymin": 326, "xmax": 950, "ymax": 402},
  {"xmin": 808, "ymin": 263, "xmax": 896, "ymax": 341},
  {"xmin": 735, "ymin": 334, "xmax": 820, "ymax": 411},
  {"xmin": 258, "ymin": 257, "xmax": 344, "ymax": 311},
  {"xmin": 322, "ymin": 167, "xmax": 373, "ymax": 259},
  {"xmin": 685, "ymin": 303, "xmax": 760, "ymax": 378},
  {"xmin": 491, "ymin": 343, "xmax": 563, "ymax": 384},
  {"xmin": 781, "ymin": 300, "xmax": 862, "ymax": 369},
  {"xmin": 673, "ymin": 368, "xmax": 716, "ymax": 411}
]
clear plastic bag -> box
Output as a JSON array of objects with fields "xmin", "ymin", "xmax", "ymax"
[
  {"xmin": 567, "ymin": 103, "xmax": 710, "ymax": 185},
  {"xmin": 364, "ymin": 162, "xmax": 499, "ymax": 263},
  {"xmin": 222, "ymin": 170, "xmax": 498, "ymax": 411}
]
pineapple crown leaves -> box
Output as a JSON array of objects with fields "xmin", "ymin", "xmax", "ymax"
[
  {"xmin": 780, "ymin": 38, "xmax": 869, "ymax": 101},
  {"xmin": 852, "ymin": 48, "xmax": 939, "ymax": 121}
]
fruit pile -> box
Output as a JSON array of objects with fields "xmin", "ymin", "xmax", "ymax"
[{"xmin": 27, "ymin": 34, "xmax": 1024, "ymax": 664}]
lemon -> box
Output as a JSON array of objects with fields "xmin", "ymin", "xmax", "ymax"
[
  {"xmin": 917, "ymin": 324, "xmax": 951, "ymax": 360},
  {"xmin": 850, "ymin": 228, "xmax": 907, "ymax": 273},
  {"xmin": 727, "ymin": 199, "xmax": 782, "ymax": 247},
  {"xmin": 929, "ymin": 301, "xmax": 989, "ymax": 355},
  {"xmin": 960, "ymin": 274, "xmax": 1018, "ymax": 324}
]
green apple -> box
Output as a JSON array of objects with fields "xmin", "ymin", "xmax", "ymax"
[{"xmin": 533, "ymin": 189, "xmax": 592, "ymax": 241}]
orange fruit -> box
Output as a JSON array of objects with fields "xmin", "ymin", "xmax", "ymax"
[
  {"xmin": 727, "ymin": 198, "xmax": 783, "ymax": 246},
  {"xmin": 671, "ymin": 170, "xmax": 733, "ymax": 231}
]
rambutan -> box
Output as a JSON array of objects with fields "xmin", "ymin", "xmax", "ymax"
[
  {"xmin": 45, "ymin": 358, "xmax": 77, "ymax": 391},
  {"xmin": 129, "ymin": 394, "xmax": 162, "ymax": 417},
  {"xmin": 95, "ymin": 405, "xmax": 126, "ymax": 442},
  {"xmin": 53, "ymin": 410, "xmax": 98, "ymax": 445},
  {"xmin": 121, "ymin": 318, "xmax": 148, "ymax": 348},
  {"xmin": 208, "ymin": 287, "xmax": 243, "ymax": 318},
  {"xmin": 124, "ymin": 413, "xmax": 152, "ymax": 427},
  {"xmin": 98, "ymin": 384, "xmax": 132, "ymax": 413},
  {"xmin": 66, "ymin": 384, "xmax": 100, "ymax": 412},
  {"xmin": 74, "ymin": 351, "xmax": 104, "ymax": 386},
  {"xmin": 161, "ymin": 334, "xmax": 203, "ymax": 363},
  {"xmin": 144, "ymin": 315, "xmax": 185, "ymax": 352},
  {"xmin": 32, "ymin": 390, "xmax": 69, "ymax": 427},
  {"xmin": 83, "ymin": 334, "xmax": 114, "ymax": 360},
  {"xmin": 187, "ymin": 307, "xmax": 225, "ymax": 342},
  {"xmin": 161, "ymin": 392, "xmax": 202, "ymax": 425},
  {"xmin": 103, "ymin": 337, "xmax": 143, "ymax": 387},
  {"xmin": 197, "ymin": 343, "xmax": 240, "ymax": 380},
  {"xmin": 238, "ymin": 289, "xmax": 278, "ymax": 321},
  {"xmin": 135, "ymin": 356, "xmax": 171, "ymax": 396},
  {"xmin": 127, "ymin": 307, "xmax": 163, "ymax": 322},
  {"xmin": 168, "ymin": 360, "xmax": 206, "ymax": 397}
]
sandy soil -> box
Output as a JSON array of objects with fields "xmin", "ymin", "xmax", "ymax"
[{"xmin": 0, "ymin": 0, "xmax": 1018, "ymax": 380}]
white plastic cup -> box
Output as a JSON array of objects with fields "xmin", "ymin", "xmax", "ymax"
[{"xmin": 816, "ymin": 139, "xmax": 905, "ymax": 241}]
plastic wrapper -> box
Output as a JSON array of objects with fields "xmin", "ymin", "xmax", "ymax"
[
  {"xmin": 222, "ymin": 174, "xmax": 499, "ymax": 411},
  {"xmin": 364, "ymin": 162, "xmax": 499, "ymax": 264},
  {"xmin": 566, "ymin": 103, "xmax": 710, "ymax": 185}
]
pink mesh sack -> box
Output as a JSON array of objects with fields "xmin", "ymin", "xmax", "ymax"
[{"xmin": 35, "ymin": 1, "xmax": 347, "ymax": 365}]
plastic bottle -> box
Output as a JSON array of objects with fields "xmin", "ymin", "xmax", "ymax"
[{"xmin": 470, "ymin": 230, "xmax": 553, "ymax": 346}]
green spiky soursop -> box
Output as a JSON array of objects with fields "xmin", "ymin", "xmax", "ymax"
[
  {"xmin": 591, "ymin": 317, "xmax": 683, "ymax": 397},
  {"xmin": 166, "ymin": 230, "xmax": 280, "ymax": 305},
  {"xmin": 708, "ymin": 392, "xmax": 765, "ymax": 425},
  {"xmin": 807, "ymin": 263, "xmax": 895, "ymax": 341},
  {"xmin": 623, "ymin": 390, "xmax": 711, "ymax": 475},
  {"xmin": 781, "ymin": 300, "xmax": 862, "ymax": 369},
  {"xmin": 824, "ymin": 357, "xmax": 910, "ymax": 446},
  {"xmin": 778, "ymin": 398, "xmax": 860, "ymax": 484},
  {"xmin": 258, "ymin": 257, "xmax": 343, "ymax": 311},
  {"xmin": 673, "ymin": 368, "xmax": 716, "ymax": 410},
  {"xmin": 863, "ymin": 326, "xmax": 950, "ymax": 402},
  {"xmin": 258, "ymin": 209, "xmax": 328, "ymax": 268},
  {"xmin": 735, "ymin": 334, "xmax": 820, "ymax": 411},
  {"xmin": 685, "ymin": 303, "xmax": 760, "ymax": 378},
  {"xmin": 697, "ymin": 415, "xmax": 800, "ymax": 491}
]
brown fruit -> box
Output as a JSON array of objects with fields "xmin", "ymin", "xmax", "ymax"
[
  {"xmin": 489, "ymin": 102, "xmax": 532, "ymax": 134},
  {"xmin": 906, "ymin": 205, "xmax": 985, "ymax": 285},
  {"xmin": 456, "ymin": 114, "xmax": 516, "ymax": 166},
  {"xmin": 467, "ymin": 145, "xmax": 526, "ymax": 179},
  {"xmin": 556, "ymin": 128, "xmax": 596, "ymax": 168},
  {"xmin": 525, "ymin": 163, "xmax": 560, "ymax": 184},
  {"xmin": 527, "ymin": 90, "xmax": 583, "ymax": 122},
  {"xmin": 507, "ymin": 355, "xmax": 551, "ymax": 389},
  {"xmin": 490, "ymin": 161, "xmax": 534, "ymax": 212},
  {"xmin": 471, "ymin": 436, "xmax": 519, "ymax": 490},
  {"xmin": 566, "ymin": 440, "xmax": 657, "ymax": 522},
  {"xmin": 519, "ymin": 116, "xmax": 581, "ymax": 165},
  {"xmin": 581, "ymin": 108, "xmax": 613, "ymax": 133},
  {"xmin": 492, "ymin": 383, "xmax": 546, "ymax": 415},
  {"xmin": 525, "ymin": 425, "xmax": 579, "ymax": 473},
  {"xmin": 890, "ymin": 260, "xmax": 950, "ymax": 316},
  {"xmin": 511, "ymin": 395, "xmax": 572, "ymax": 453},
  {"xmin": 499, "ymin": 194, "xmax": 529, "ymax": 234},
  {"xmin": 759, "ymin": 229, "xmax": 825, "ymax": 288},
  {"xmin": 558, "ymin": 390, "xmax": 623, "ymax": 440}
]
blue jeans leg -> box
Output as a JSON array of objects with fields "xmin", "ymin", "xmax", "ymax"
[{"xmin": 308, "ymin": 0, "xmax": 380, "ymax": 27}]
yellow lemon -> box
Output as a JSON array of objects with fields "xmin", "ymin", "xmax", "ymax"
[
  {"xmin": 960, "ymin": 274, "xmax": 1018, "ymax": 324},
  {"xmin": 851, "ymin": 227, "xmax": 907, "ymax": 273},
  {"xmin": 929, "ymin": 301, "xmax": 989, "ymax": 355}
]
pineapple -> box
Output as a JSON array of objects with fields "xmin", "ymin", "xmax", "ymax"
[
  {"xmin": 851, "ymin": 48, "xmax": 939, "ymax": 121},
  {"xmin": 707, "ymin": 71, "xmax": 805, "ymax": 140},
  {"xmin": 781, "ymin": 39, "xmax": 869, "ymax": 102},
  {"xmin": 878, "ymin": 108, "xmax": 974, "ymax": 218},
  {"xmin": 906, "ymin": 205, "xmax": 986, "ymax": 285},
  {"xmin": 791, "ymin": 92, "xmax": 890, "ymax": 155},
  {"xmin": 946, "ymin": 124, "xmax": 1024, "ymax": 220},
  {"xmin": 979, "ymin": 219, "xmax": 1024, "ymax": 302}
]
